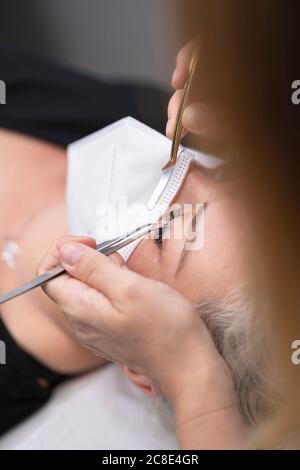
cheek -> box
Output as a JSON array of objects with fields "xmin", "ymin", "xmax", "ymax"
[
  {"xmin": 126, "ymin": 240, "xmax": 164, "ymax": 281},
  {"xmin": 170, "ymin": 212, "xmax": 250, "ymax": 303},
  {"xmin": 170, "ymin": 261, "xmax": 204, "ymax": 303}
]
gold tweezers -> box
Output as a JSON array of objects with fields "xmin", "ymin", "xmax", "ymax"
[{"xmin": 162, "ymin": 45, "xmax": 199, "ymax": 170}]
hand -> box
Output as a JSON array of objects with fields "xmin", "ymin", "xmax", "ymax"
[
  {"xmin": 38, "ymin": 236, "xmax": 232, "ymax": 404},
  {"xmin": 167, "ymin": 40, "xmax": 229, "ymax": 144},
  {"xmin": 38, "ymin": 235, "xmax": 248, "ymax": 448}
]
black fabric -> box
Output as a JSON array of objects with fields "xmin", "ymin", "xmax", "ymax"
[
  {"xmin": 0, "ymin": 319, "xmax": 67, "ymax": 436},
  {"xmin": 0, "ymin": 46, "xmax": 169, "ymax": 435},
  {"xmin": 0, "ymin": 45, "xmax": 169, "ymax": 146}
]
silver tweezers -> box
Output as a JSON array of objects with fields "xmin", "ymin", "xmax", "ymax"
[{"xmin": 0, "ymin": 219, "xmax": 169, "ymax": 305}]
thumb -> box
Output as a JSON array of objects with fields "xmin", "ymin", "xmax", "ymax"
[
  {"xmin": 58, "ymin": 241, "xmax": 130, "ymax": 299},
  {"xmin": 37, "ymin": 235, "xmax": 96, "ymax": 276}
]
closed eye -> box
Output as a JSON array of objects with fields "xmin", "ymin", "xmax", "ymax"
[
  {"xmin": 153, "ymin": 226, "xmax": 165, "ymax": 248},
  {"xmin": 153, "ymin": 206, "xmax": 185, "ymax": 249}
]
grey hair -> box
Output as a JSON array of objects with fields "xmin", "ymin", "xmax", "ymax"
[
  {"xmin": 157, "ymin": 288, "xmax": 278, "ymax": 439},
  {"xmin": 196, "ymin": 288, "xmax": 277, "ymax": 430}
]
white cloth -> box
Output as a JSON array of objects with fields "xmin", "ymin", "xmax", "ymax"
[{"xmin": 0, "ymin": 365, "xmax": 177, "ymax": 450}]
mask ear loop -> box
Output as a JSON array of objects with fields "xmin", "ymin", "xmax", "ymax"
[
  {"xmin": 119, "ymin": 150, "xmax": 193, "ymax": 261},
  {"xmin": 147, "ymin": 166, "xmax": 174, "ymax": 210},
  {"xmin": 147, "ymin": 148, "xmax": 186, "ymax": 210}
]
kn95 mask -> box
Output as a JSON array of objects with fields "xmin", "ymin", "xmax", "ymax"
[{"xmin": 67, "ymin": 117, "xmax": 219, "ymax": 261}]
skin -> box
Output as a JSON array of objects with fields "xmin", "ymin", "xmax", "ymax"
[
  {"xmin": 122, "ymin": 164, "xmax": 254, "ymax": 395},
  {"xmin": 0, "ymin": 129, "xmax": 252, "ymax": 378},
  {"xmin": 0, "ymin": 129, "xmax": 104, "ymax": 373},
  {"xmin": 167, "ymin": 40, "xmax": 231, "ymax": 143},
  {"xmin": 35, "ymin": 41, "xmax": 253, "ymax": 447},
  {"xmin": 31, "ymin": 157, "xmax": 253, "ymax": 449},
  {"xmin": 0, "ymin": 129, "xmax": 250, "ymax": 448},
  {"xmin": 38, "ymin": 228, "xmax": 251, "ymax": 449},
  {"xmin": 127, "ymin": 164, "xmax": 252, "ymax": 303},
  {"xmin": 0, "ymin": 41, "xmax": 237, "ymax": 379},
  {"xmin": 0, "ymin": 42, "xmax": 253, "ymax": 448}
]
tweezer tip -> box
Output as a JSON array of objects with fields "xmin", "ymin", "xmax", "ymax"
[{"xmin": 162, "ymin": 160, "xmax": 175, "ymax": 171}]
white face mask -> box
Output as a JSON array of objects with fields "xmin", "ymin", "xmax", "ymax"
[{"xmin": 67, "ymin": 117, "xmax": 219, "ymax": 261}]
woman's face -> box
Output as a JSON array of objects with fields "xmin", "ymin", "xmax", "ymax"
[
  {"xmin": 123, "ymin": 163, "xmax": 254, "ymax": 395},
  {"xmin": 127, "ymin": 164, "xmax": 253, "ymax": 304}
]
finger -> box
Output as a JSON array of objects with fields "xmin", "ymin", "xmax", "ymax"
[
  {"xmin": 166, "ymin": 90, "xmax": 187, "ymax": 139},
  {"xmin": 107, "ymin": 252, "xmax": 124, "ymax": 267},
  {"xmin": 167, "ymin": 90, "xmax": 183, "ymax": 119},
  {"xmin": 166, "ymin": 117, "xmax": 175, "ymax": 140},
  {"xmin": 43, "ymin": 271, "xmax": 115, "ymax": 331},
  {"xmin": 58, "ymin": 242, "xmax": 138, "ymax": 302},
  {"xmin": 172, "ymin": 40, "xmax": 195, "ymax": 89},
  {"xmin": 182, "ymin": 103, "xmax": 228, "ymax": 141},
  {"xmin": 166, "ymin": 118, "xmax": 188, "ymax": 141},
  {"xmin": 37, "ymin": 235, "xmax": 96, "ymax": 276},
  {"xmin": 56, "ymin": 235, "xmax": 96, "ymax": 250}
]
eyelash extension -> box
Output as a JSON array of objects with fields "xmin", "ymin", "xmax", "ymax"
[
  {"xmin": 153, "ymin": 208, "xmax": 180, "ymax": 248},
  {"xmin": 153, "ymin": 202, "xmax": 208, "ymax": 248},
  {"xmin": 153, "ymin": 226, "xmax": 164, "ymax": 248}
]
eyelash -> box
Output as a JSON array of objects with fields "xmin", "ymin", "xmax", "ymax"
[
  {"xmin": 153, "ymin": 202, "xmax": 208, "ymax": 249},
  {"xmin": 153, "ymin": 209, "xmax": 177, "ymax": 249},
  {"xmin": 153, "ymin": 226, "xmax": 164, "ymax": 249}
]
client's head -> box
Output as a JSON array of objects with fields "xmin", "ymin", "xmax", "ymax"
[{"xmin": 121, "ymin": 163, "xmax": 271, "ymax": 429}]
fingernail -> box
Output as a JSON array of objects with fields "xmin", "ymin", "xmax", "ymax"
[
  {"xmin": 171, "ymin": 69, "xmax": 178, "ymax": 87},
  {"xmin": 59, "ymin": 243, "xmax": 86, "ymax": 266},
  {"xmin": 166, "ymin": 118, "xmax": 174, "ymax": 138}
]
